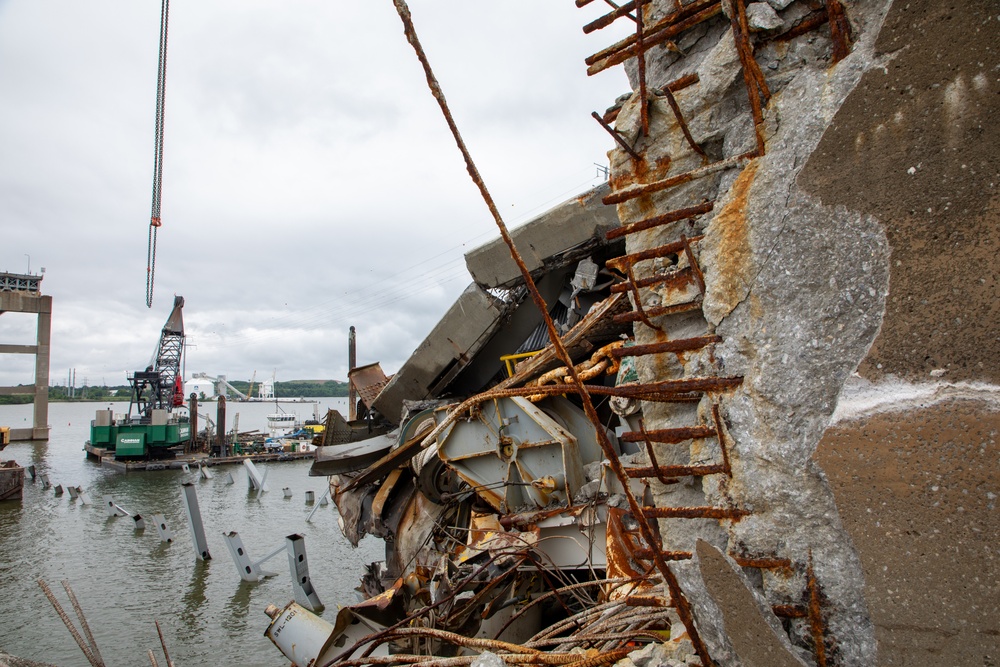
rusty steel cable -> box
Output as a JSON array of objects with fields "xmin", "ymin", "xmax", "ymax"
[{"xmin": 146, "ymin": 0, "xmax": 170, "ymax": 308}]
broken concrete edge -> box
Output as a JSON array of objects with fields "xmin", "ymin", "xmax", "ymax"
[
  {"xmin": 464, "ymin": 183, "xmax": 621, "ymax": 290},
  {"xmin": 371, "ymin": 283, "xmax": 509, "ymax": 424}
]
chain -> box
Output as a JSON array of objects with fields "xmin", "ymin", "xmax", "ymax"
[{"xmin": 146, "ymin": 0, "xmax": 169, "ymax": 308}]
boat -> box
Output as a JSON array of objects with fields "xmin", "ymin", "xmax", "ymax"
[
  {"xmin": 0, "ymin": 461, "xmax": 24, "ymax": 501},
  {"xmin": 87, "ymin": 296, "xmax": 191, "ymax": 459}
]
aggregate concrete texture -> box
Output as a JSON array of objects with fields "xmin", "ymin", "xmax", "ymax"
[{"xmin": 816, "ymin": 400, "xmax": 1000, "ymax": 666}]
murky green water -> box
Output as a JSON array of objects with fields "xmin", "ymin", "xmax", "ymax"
[{"xmin": 0, "ymin": 399, "xmax": 383, "ymax": 666}]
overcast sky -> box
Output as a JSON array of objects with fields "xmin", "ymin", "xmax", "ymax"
[{"xmin": 0, "ymin": 0, "xmax": 631, "ymax": 389}]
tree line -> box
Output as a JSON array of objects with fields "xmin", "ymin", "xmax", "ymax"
[{"xmin": 0, "ymin": 379, "xmax": 350, "ymax": 404}]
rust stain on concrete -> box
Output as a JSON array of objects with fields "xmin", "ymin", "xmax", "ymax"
[{"xmin": 707, "ymin": 160, "xmax": 759, "ymax": 318}]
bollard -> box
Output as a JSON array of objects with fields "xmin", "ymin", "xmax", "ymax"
[
  {"xmin": 222, "ymin": 531, "xmax": 278, "ymax": 582},
  {"xmin": 41, "ymin": 474, "xmax": 50, "ymax": 489},
  {"xmin": 67, "ymin": 486, "xmax": 79, "ymax": 499},
  {"xmin": 78, "ymin": 488, "xmax": 93, "ymax": 505},
  {"xmin": 286, "ymin": 534, "xmax": 322, "ymax": 612},
  {"xmin": 304, "ymin": 490, "xmax": 315, "ymax": 504},
  {"xmin": 54, "ymin": 484, "xmax": 64, "ymax": 496},
  {"xmin": 199, "ymin": 464, "xmax": 214, "ymax": 480},
  {"xmin": 152, "ymin": 514, "xmax": 173, "ymax": 543},
  {"xmin": 133, "ymin": 514, "xmax": 146, "ymax": 530},
  {"xmin": 224, "ymin": 472, "xmax": 235, "ymax": 485},
  {"xmin": 283, "ymin": 488, "xmax": 292, "ymax": 499},
  {"xmin": 180, "ymin": 483, "xmax": 211, "ymax": 561},
  {"xmin": 102, "ymin": 495, "xmax": 128, "ymax": 518},
  {"xmin": 27, "ymin": 465, "xmax": 36, "ymax": 481}
]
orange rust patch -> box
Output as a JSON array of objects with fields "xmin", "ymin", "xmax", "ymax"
[{"xmin": 707, "ymin": 160, "xmax": 759, "ymax": 318}]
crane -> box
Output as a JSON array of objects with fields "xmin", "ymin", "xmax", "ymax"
[{"xmin": 129, "ymin": 295, "xmax": 186, "ymax": 418}]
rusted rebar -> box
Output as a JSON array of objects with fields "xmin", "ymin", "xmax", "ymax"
[
  {"xmin": 37, "ymin": 579, "xmax": 104, "ymax": 667},
  {"xmin": 635, "ymin": 0, "xmax": 649, "ymax": 137},
  {"xmin": 602, "ymin": 150, "xmax": 756, "ymax": 205},
  {"xmin": 389, "ymin": 3, "xmax": 714, "ymax": 660},
  {"xmin": 607, "ymin": 234, "xmax": 704, "ymax": 270},
  {"xmin": 825, "ymin": 0, "xmax": 852, "ymax": 63},
  {"xmin": 624, "ymin": 463, "xmax": 727, "ymax": 479},
  {"xmin": 680, "ymin": 235, "xmax": 706, "ymax": 293},
  {"xmin": 726, "ymin": 0, "xmax": 768, "ymax": 154},
  {"xmin": 609, "ymin": 267, "xmax": 693, "ymax": 294},
  {"xmin": 611, "ymin": 335, "xmax": 721, "ymax": 358},
  {"xmin": 710, "ymin": 403, "xmax": 731, "ymax": 475},
  {"xmin": 61, "ymin": 580, "xmax": 105, "ymax": 667},
  {"xmin": 659, "ymin": 87, "xmax": 707, "ymax": 157},
  {"xmin": 622, "ymin": 424, "xmax": 717, "ymax": 444},
  {"xmin": 388, "ymin": 628, "xmax": 540, "ymax": 655},
  {"xmin": 591, "ymin": 111, "xmax": 643, "ymax": 161},
  {"xmin": 583, "ymin": 0, "xmax": 640, "ymax": 33},
  {"xmin": 613, "ymin": 300, "xmax": 703, "ymax": 325},
  {"xmin": 606, "ymin": 202, "xmax": 713, "ymax": 240},
  {"xmin": 586, "ymin": 0, "xmax": 722, "ymax": 75},
  {"xmin": 154, "ymin": 620, "xmax": 174, "ymax": 667},
  {"xmin": 640, "ymin": 506, "xmax": 750, "ymax": 520},
  {"xmin": 807, "ymin": 554, "xmax": 828, "ymax": 667}
]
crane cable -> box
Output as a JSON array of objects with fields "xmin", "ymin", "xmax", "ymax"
[{"xmin": 146, "ymin": 0, "xmax": 170, "ymax": 308}]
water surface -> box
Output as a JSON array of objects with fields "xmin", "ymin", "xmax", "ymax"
[{"xmin": 0, "ymin": 398, "xmax": 382, "ymax": 666}]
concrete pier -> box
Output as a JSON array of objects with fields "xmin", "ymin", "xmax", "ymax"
[{"xmin": 0, "ymin": 272, "xmax": 51, "ymax": 441}]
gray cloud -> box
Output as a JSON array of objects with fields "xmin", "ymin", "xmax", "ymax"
[{"xmin": 0, "ymin": 0, "xmax": 629, "ymax": 389}]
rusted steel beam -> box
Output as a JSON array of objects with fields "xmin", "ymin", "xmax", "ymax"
[
  {"xmin": 825, "ymin": 0, "xmax": 851, "ymax": 63},
  {"xmin": 586, "ymin": 0, "xmax": 721, "ymax": 74},
  {"xmin": 591, "ymin": 111, "xmax": 643, "ymax": 161},
  {"xmin": 772, "ymin": 604, "xmax": 808, "ymax": 618},
  {"xmin": 610, "ymin": 266, "xmax": 693, "ymax": 294},
  {"xmin": 576, "ymin": 0, "xmax": 596, "ymax": 7},
  {"xmin": 640, "ymin": 506, "xmax": 750, "ymax": 520},
  {"xmin": 583, "ymin": 1, "xmax": 638, "ymax": 33},
  {"xmin": 613, "ymin": 300, "xmax": 702, "ymax": 324},
  {"xmin": 611, "ymin": 335, "xmax": 721, "ymax": 358},
  {"xmin": 602, "ymin": 150, "xmax": 756, "ymax": 205},
  {"xmin": 680, "ymin": 235, "xmax": 706, "ymax": 294},
  {"xmin": 624, "ymin": 463, "xmax": 727, "ymax": 478},
  {"xmin": 636, "ymin": 0, "xmax": 649, "ymax": 136},
  {"xmin": 606, "ymin": 202, "xmax": 713, "ymax": 240},
  {"xmin": 606, "ymin": 234, "xmax": 705, "ymax": 269},
  {"xmin": 621, "ymin": 424, "xmax": 717, "ymax": 444},
  {"xmin": 807, "ymin": 555, "xmax": 828, "ymax": 667}
]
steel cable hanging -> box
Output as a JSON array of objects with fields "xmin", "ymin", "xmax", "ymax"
[{"xmin": 146, "ymin": 0, "xmax": 170, "ymax": 308}]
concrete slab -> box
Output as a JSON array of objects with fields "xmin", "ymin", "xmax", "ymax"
[{"xmin": 464, "ymin": 183, "xmax": 620, "ymax": 289}]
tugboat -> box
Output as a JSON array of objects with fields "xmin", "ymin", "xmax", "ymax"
[{"xmin": 87, "ymin": 296, "xmax": 191, "ymax": 459}]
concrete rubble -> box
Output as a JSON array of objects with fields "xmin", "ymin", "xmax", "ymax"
[{"xmin": 289, "ymin": 1, "xmax": 999, "ymax": 666}]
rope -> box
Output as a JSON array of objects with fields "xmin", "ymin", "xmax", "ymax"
[{"xmin": 146, "ymin": 0, "xmax": 170, "ymax": 308}]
